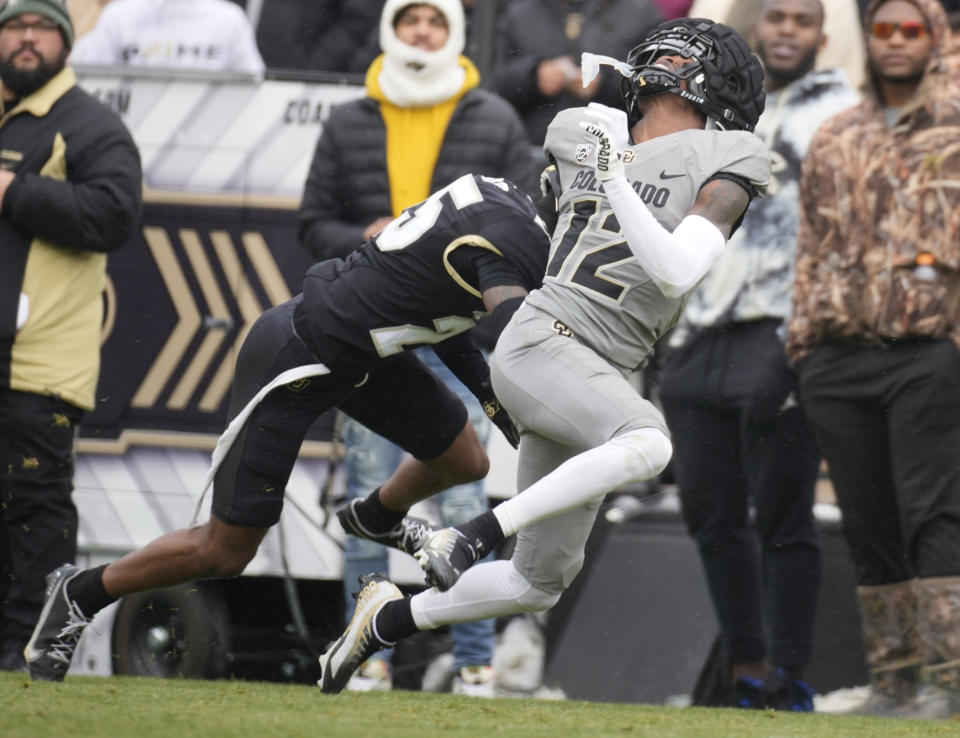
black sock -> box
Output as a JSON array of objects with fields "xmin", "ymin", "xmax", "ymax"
[
  {"xmin": 66, "ymin": 565, "xmax": 117, "ymax": 616},
  {"xmin": 454, "ymin": 510, "xmax": 506, "ymax": 560},
  {"xmin": 374, "ymin": 597, "xmax": 419, "ymax": 643},
  {"xmin": 354, "ymin": 487, "xmax": 405, "ymax": 534}
]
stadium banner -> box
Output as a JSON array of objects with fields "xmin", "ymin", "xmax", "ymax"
[{"xmin": 75, "ymin": 71, "xmax": 365, "ymax": 451}]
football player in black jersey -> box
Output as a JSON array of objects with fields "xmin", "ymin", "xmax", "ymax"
[{"xmin": 23, "ymin": 173, "xmax": 551, "ymax": 682}]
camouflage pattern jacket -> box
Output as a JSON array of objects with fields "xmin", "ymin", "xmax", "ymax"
[{"xmin": 786, "ymin": 0, "xmax": 960, "ymax": 362}]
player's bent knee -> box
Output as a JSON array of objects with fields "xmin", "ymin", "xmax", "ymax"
[
  {"xmin": 446, "ymin": 444, "xmax": 490, "ymax": 484},
  {"xmin": 196, "ymin": 524, "xmax": 259, "ymax": 579},
  {"xmin": 618, "ymin": 427, "xmax": 672, "ymax": 481},
  {"xmin": 503, "ymin": 563, "xmax": 563, "ymax": 612},
  {"xmin": 515, "ymin": 582, "xmax": 562, "ymax": 612},
  {"xmin": 214, "ymin": 551, "xmax": 255, "ymax": 578}
]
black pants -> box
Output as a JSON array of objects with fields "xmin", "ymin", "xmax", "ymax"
[
  {"xmin": 659, "ymin": 320, "xmax": 822, "ymax": 671},
  {"xmin": 0, "ymin": 388, "xmax": 82, "ymax": 658},
  {"xmin": 798, "ymin": 340, "xmax": 960, "ymax": 585},
  {"xmin": 212, "ymin": 298, "xmax": 467, "ymax": 527}
]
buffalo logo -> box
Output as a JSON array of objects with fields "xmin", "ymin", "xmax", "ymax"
[
  {"xmin": 287, "ymin": 378, "xmax": 311, "ymax": 392},
  {"xmin": 575, "ymin": 143, "xmax": 593, "ymax": 163},
  {"xmin": 622, "ymin": 151, "xmax": 635, "ymax": 164}
]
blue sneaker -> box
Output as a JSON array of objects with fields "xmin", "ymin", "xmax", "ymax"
[
  {"xmin": 766, "ymin": 668, "xmax": 816, "ymax": 712},
  {"xmin": 728, "ymin": 676, "xmax": 768, "ymax": 709}
]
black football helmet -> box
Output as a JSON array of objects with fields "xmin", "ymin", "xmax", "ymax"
[{"xmin": 620, "ymin": 18, "xmax": 765, "ymax": 132}]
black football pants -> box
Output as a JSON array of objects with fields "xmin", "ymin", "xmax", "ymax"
[
  {"xmin": 659, "ymin": 320, "xmax": 822, "ymax": 671},
  {"xmin": 0, "ymin": 388, "xmax": 81, "ymax": 659}
]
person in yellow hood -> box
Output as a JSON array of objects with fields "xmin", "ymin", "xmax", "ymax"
[{"xmin": 298, "ymin": 0, "xmax": 540, "ymax": 697}]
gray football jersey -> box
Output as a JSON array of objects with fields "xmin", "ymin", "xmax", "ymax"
[{"xmin": 525, "ymin": 107, "xmax": 771, "ymax": 372}]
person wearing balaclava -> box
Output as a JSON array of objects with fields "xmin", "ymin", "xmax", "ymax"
[{"xmin": 298, "ymin": 0, "xmax": 539, "ymax": 697}]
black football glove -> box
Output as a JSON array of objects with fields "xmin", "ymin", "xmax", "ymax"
[{"xmin": 478, "ymin": 383, "xmax": 520, "ymax": 449}]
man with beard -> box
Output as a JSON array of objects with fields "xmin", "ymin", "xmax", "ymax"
[
  {"xmin": 656, "ymin": 0, "xmax": 858, "ymax": 710},
  {"xmin": 0, "ymin": 0, "xmax": 141, "ymax": 672},
  {"xmin": 788, "ymin": 0, "xmax": 960, "ymax": 719}
]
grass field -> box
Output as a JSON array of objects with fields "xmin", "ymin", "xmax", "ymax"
[{"xmin": 2, "ymin": 672, "xmax": 958, "ymax": 738}]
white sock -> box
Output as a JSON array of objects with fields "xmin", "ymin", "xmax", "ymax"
[
  {"xmin": 493, "ymin": 428, "xmax": 672, "ymax": 537},
  {"xmin": 411, "ymin": 560, "xmax": 558, "ymax": 629}
]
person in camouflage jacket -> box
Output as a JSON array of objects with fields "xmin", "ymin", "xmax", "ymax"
[{"xmin": 787, "ymin": 0, "xmax": 960, "ymax": 719}]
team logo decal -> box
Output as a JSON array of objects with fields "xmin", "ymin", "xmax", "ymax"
[
  {"xmin": 622, "ymin": 151, "xmax": 635, "ymax": 164},
  {"xmin": 575, "ymin": 143, "xmax": 593, "ymax": 163}
]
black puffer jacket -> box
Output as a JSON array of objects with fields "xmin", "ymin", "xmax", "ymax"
[
  {"xmin": 492, "ymin": 0, "xmax": 663, "ymax": 145},
  {"xmin": 298, "ymin": 87, "xmax": 539, "ymax": 262}
]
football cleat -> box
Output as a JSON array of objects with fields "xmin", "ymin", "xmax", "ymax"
[
  {"xmin": 24, "ymin": 564, "xmax": 89, "ymax": 682},
  {"xmin": 414, "ymin": 527, "xmax": 478, "ymax": 591},
  {"xmin": 337, "ymin": 499, "xmax": 439, "ymax": 555},
  {"xmin": 318, "ymin": 573, "xmax": 402, "ymax": 694}
]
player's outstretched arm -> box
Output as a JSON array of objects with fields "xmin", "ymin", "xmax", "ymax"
[{"xmin": 578, "ymin": 110, "xmax": 749, "ymax": 298}]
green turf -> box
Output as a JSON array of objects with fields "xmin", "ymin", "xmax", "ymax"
[{"xmin": 1, "ymin": 672, "xmax": 957, "ymax": 738}]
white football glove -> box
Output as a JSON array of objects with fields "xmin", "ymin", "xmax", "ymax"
[
  {"xmin": 586, "ymin": 102, "xmax": 630, "ymax": 150},
  {"xmin": 579, "ymin": 107, "xmax": 625, "ymax": 181}
]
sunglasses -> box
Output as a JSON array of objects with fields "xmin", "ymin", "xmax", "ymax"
[{"xmin": 870, "ymin": 20, "xmax": 928, "ymax": 40}]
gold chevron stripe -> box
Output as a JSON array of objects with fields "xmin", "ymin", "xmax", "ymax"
[
  {"xmin": 167, "ymin": 229, "xmax": 232, "ymax": 410},
  {"xmin": 200, "ymin": 231, "xmax": 264, "ymax": 411},
  {"xmin": 243, "ymin": 231, "xmax": 293, "ymax": 305},
  {"xmin": 133, "ymin": 228, "xmax": 201, "ymax": 408}
]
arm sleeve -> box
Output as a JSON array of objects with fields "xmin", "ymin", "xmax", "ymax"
[
  {"xmin": 2, "ymin": 124, "xmax": 142, "ymax": 252},
  {"xmin": 601, "ymin": 176, "xmax": 726, "ymax": 298}
]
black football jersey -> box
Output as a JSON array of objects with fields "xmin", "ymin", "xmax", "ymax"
[{"xmin": 300, "ymin": 174, "xmax": 550, "ymax": 370}]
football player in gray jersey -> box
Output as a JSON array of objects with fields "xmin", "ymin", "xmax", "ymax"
[{"xmin": 318, "ymin": 17, "xmax": 772, "ymax": 694}]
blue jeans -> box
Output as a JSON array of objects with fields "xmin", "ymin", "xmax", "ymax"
[{"xmin": 342, "ymin": 348, "xmax": 495, "ymax": 671}]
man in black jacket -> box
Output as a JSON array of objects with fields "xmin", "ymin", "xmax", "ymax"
[
  {"xmin": 0, "ymin": 0, "xmax": 142, "ymax": 672},
  {"xmin": 491, "ymin": 0, "xmax": 663, "ymax": 146}
]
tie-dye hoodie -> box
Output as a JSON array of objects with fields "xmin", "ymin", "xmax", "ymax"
[{"xmin": 786, "ymin": 0, "xmax": 960, "ymax": 361}]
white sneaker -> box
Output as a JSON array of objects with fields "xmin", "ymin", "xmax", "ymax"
[
  {"xmin": 345, "ymin": 658, "xmax": 392, "ymax": 692},
  {"xmin": 452, "ymin": 665, "xmax": 496, "ymax": 698}
]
